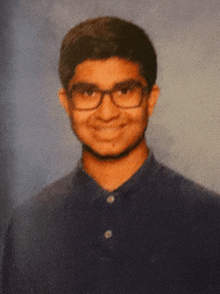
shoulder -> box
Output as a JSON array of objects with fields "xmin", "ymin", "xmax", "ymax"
[
  {"xmin": 157, "ymin": 159, "xmax": 219, "ymax": 196},
  {"xmin": 148, "ymin": 156, "xmax": 220, "ymax": 214},
  {"xmin": 11, "ymin": 167, "xmax": 81, "ymax": 222}
]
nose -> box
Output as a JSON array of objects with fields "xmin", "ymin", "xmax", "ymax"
[{"xmin": 95, "ymin": 93, "xmax": 120, "ymax": 121}]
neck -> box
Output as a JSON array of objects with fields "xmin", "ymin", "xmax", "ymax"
[{"xmin": 82, "ymin": 140, "xmax": 149, "ymax": 191}]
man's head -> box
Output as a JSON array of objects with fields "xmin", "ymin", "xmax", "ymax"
[
  {"xmin": 58, "ymin": 17, "xmax": 159, "ymax": 160},
  {"xmin": 58, "ymin": 16, "xmax": 157, "ymax": 92}
]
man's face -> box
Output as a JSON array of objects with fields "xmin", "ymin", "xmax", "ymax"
[{"xmin": 59, "ymin": 57, "xmax": 159, "ymax": 158}]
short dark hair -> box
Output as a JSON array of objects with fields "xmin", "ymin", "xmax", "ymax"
[{"xmin": 58, "ymin": 17, "xmax": 157, "ymax": 91}]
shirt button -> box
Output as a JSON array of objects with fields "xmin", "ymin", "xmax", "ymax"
[
  {"xmin": 104, "ymin": 230, "xmax": 112, "ymax": 239},
  {"xmin": 107, "ymin": 195, "xmax": 115, "ymax": 204}
]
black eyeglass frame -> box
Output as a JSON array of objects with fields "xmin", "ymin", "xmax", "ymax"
[{"xmin": 66, "ymin": 80, "xmax": 150, "ymax": 111}]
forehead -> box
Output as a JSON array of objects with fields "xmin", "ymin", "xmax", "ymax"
[{"xmin": 69, "ymin": 57, "xmax": 146, "ymax": 89}]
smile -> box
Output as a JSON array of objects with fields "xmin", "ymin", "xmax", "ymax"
[
  {"xmin": 90, "ymin": 124, "xmax": 127, "ymax": 141},
  {"xmin": 96, "ymin": 127, "xmax": 121, "ymax": 132},
  {"xmin": 92, "ymin": 124, "xmax": 126, "ymax": 132}
]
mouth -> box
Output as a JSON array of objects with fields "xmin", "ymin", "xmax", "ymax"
[
  {"xmin": 91, "ymin": 124, "xmax": 127, "ymax": 140},
  {"xmin": 93, "ymin": 124, "xmax": 126, "ymax": 132},
  {"xmin": 95, "ymin": 127, "xmax": 121, "ymax": 132}
]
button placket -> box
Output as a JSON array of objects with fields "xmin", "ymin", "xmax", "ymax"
[
  {"xmin": 106, "ymin": 195, "xmax": 115, "ymax": 204},
  {"xmin": 103, "ymin": 194, "xmax": 116, "ymax": 240},
  {"xmin": 104, "ymin": 230, "xmax": 112, "ymax": 239}
]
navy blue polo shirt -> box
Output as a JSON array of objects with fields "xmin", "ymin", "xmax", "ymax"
[{"xmin": 2, "ymin": 153, "xmax": 220, "ymax": 293}]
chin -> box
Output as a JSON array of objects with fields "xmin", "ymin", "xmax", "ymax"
[
  {"xmin": 82, "ymin": 135, "xmax": 145, "ymax": 161},
  {"xmin": 83, "ymin": 145, "xmax": 130, "ymax": 160}
]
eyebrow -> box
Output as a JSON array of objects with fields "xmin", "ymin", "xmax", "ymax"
[{"xmin": 69, "ymin": 79, "xmax": 144, "ymax": 91}]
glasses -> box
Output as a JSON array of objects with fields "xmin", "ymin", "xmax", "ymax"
[{"xmin": 66, "ymin": 80, "xmax": 149, "ymax": 110}]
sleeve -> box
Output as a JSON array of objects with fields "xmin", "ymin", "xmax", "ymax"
[
  {"xmin": 1, "ymin": 215, "xmax": 45, "ymax": 294},
  {"xmin": 209, "ymin": 243, "xmax": 220, "ymax": 293},
  {"xmin": 1, "ymin": 218, "xmax": 22, "ymax": 294}
]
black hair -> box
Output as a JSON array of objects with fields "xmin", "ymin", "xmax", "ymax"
[{"xmin": 58, "ymin": 16, "xmax": 157, "ymax": 91}]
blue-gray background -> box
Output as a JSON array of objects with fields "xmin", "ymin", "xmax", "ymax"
[{"xmin": 1, "ymin": 0, "xmax": 220, "ymax": 278}]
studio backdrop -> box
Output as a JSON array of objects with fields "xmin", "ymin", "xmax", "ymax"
[{"xmin": 1, "ymin": 0, "xmax": 220, "ymax": 281}]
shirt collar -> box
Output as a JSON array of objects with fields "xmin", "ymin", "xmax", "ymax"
[{"xmin": 73, "ymin": 151, "xmax": 160, "ymax": 202}]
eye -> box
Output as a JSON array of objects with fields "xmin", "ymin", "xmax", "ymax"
[
  {"xmin": 118, "ymin": 86, "xmax": 133, "ymax": 95},
  {"xmin": 77, "ymin": 86, "xmax": 98, "ymax": 97},
  {"xmin": 80, "ymin": 88, "xmax": 96, "ymax": 96}
]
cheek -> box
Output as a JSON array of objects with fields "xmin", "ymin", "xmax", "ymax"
[
  {"xmin": 130, "ymin": 107, "xmax": 148, "ymax": 128},
  {"xmin": 69, "ymin": 111, "xmax": 95, "ymax": 142},
  {"xmin": 69, "ymin": 112, "xmax": 84, "ymax": 137},
  {"xmin": 70, "ymin": 111, "xmax": 91, "ymax": 128}
]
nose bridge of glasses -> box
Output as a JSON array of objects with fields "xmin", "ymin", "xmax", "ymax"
[{"xmin": 99, "ymin": 89, "xmax": 118, "ymax": 108}]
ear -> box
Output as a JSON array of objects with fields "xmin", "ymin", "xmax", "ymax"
[
  {"xmin": 147, "ymin": 84, "xmax": 160, "ymax": 116},
  {"xmin": 58, "ymin": 88, "xmax": 71, "ymax": 116}
]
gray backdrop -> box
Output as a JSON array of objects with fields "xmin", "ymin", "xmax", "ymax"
[
  {"xmin": 2, "ymin": 0, "xmax": 220, "ymax": 225},
  {"xmin": 1, "ymin": 0, "xmax": 220, "ymax": 285},
  {"xmin": 11, "ymin": 0, "xmax": 220, "ymax": 206}
]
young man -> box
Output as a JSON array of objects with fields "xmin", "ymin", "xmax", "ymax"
[{"xmin": 2, "ymin": 17, "xmax": 220, "ymax": 293}]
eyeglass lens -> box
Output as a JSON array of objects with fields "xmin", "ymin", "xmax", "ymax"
[{"xmin": 68, "ymin": 80, "xmax": 148, "ymax": 110}]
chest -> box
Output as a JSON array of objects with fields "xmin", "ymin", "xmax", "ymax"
[{"xmin": 33, "ymin": 196, "xmax": 216, "ymax": 293}]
